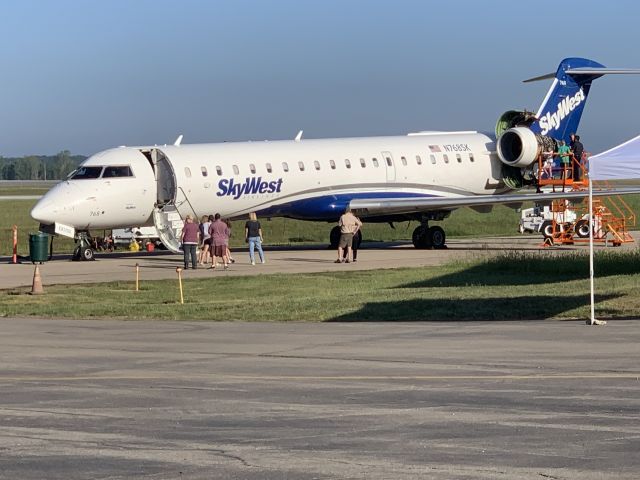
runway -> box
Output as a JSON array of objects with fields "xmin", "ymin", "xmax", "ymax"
[
  {"xmin": 0, "ymin": 318, "xmax": 638, "ymax": 479},
  {"xmin": 1, "ymin": 233, "xmax": 635, "ymax": 290}
]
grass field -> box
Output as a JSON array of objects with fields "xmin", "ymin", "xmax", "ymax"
[
  {"xmin": 2, "ymin": 250, "xmax": 639, "ymax": 321},
  {"xmin": 1, "ymin": 183, "xmax": 639, "ymax": 257}
]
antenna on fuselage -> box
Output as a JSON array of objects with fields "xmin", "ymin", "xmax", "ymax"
[
  {"xmin": 174, "ymin": 134, "xmax": 183, "ymax": 146},
  {"xmin": 294, "ymin": 130, "xmax": 303, "ymax": 142}
]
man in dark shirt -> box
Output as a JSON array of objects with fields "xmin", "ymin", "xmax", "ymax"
[{"xmin": 570, "ymin": 133, "xmax": 584, "ymax": 181}]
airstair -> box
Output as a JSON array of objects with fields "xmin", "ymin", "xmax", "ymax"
[{"xmin": 153, "ymin": 204, "xmax": 184, "ymax": 253}]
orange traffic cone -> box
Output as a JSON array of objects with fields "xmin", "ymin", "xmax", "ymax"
[{"xmin": 30, "ymin": 265, "xmax": 44, "ymax": 295}]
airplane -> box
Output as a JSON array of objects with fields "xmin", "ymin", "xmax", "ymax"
[{"xmin": 31, "ymin": 57, "xmax": 640, "ymax": 260}]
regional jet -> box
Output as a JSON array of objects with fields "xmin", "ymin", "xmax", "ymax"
[{"xmin": 31, "ymin": 57, "xmax": 640, "ymax": 260}]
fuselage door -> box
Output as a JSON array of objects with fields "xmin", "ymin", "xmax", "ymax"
[{"xmin": 382, "ymin": 151, "xmax": 396, "ymax": 182}]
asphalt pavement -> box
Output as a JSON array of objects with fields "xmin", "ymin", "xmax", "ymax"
[{"xmin": 0, "ymin": 318, "xmax": 638, "ymax": 479}]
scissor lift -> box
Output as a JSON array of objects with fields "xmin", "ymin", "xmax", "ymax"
[{"xmin": 535, "ymin": 154, "xmax": 635, "ymax": 246}]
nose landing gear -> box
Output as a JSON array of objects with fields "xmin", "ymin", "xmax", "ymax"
[{"xmin": 72, "ymin": 232, "xmax": 95, "ymax": 261}]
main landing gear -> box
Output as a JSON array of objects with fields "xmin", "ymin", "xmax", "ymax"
[
  {"xmin": 329, "ymin": 226, "xmax": 362, "ymax": 249},
  {"xmin": 72, "ymin": 232, "xmax": 95, "ymax": 261},
  {"xmin": 412, "ymin": 224, "xmax": 446, "ymax": 249}
]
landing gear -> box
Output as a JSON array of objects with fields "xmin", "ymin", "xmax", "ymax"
[
  {"xmin": 72, "ymin": 232, "xmax": 95, "ymax": 261},
  {"xmin": 329, "ymin": 227, "xmax": 362, "ymax": 248},
  {"xmin": 412, "ymin": 224, "xmax": 446, "ymax": 249},
  {"xmin": 329, "ymin": 226, "xmax": 341, "ymax": 248}
]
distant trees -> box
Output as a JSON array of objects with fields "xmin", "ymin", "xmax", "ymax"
[{"xmin": 0, "ymin": 151, "xmax": 86, "ymax": 180}]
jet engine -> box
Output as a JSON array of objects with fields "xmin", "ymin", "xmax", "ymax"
[{"xmin": 497, "ymin": 127, "xmax": 557, "ymax": 168}]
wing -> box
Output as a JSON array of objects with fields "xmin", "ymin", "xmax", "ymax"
[{"xmin": 349, "ymin": 187, "xmax": 640, "ymax": 216}]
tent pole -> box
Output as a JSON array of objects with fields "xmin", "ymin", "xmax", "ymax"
[{"xmin": 588, "ymin": 177, "xmax": 606, "ymax": 326}]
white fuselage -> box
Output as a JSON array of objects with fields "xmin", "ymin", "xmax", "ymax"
[{"xmin": 31, "ymin": 131, "xmax": 506, "ymax": 230}]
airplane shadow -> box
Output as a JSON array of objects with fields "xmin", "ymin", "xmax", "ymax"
[{"xmin": 327, "ymin": 293, "xmax": 621, "ymax": 322}]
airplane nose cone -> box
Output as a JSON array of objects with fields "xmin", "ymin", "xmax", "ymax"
[{"xmin": 30, "ymin": 199, "xmax": 56, "ymax": 225}]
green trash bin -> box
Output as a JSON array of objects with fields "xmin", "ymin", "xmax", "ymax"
[{"xmin": 29, "ymin": 232, "xmax": 50, "ymax": 264}]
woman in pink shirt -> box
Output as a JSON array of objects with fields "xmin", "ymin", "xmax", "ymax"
[{"xmin": 181, "ymin": 214, "xmax": 200, "ymax": 269}]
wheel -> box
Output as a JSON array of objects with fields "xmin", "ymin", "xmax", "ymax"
[
  {"xmin": 412, "ymin": 226, "xmax": 431, "ymax": 249},
  {"xmin": 354, "ymin": 230, "xmax": 362, "ymax": 248},
  {"xmin": 329, "ymin": 226, "xmax": 341, "ymax": 248},
  {"xmin": 541, "ymin": 220, "xmax": 554, "ymax": 239},
  {"xmin": 575, "ymin": 219, "xmax": 590, "ymax": 238},
  {"xmin": 428, "ymin": 226, "xmax": 446, "ymax": 249},
  {"xmin": 81, "ymin": 247, "xmax": 95, "ymax": 261}
]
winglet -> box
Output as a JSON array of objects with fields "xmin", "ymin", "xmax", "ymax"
[
  {"xmin": 174, "ymin": 134, "xmax": 183, "ymax": 146},
  {"xmin": 294, "ymin": 130, "xmax": 303, "ymax": 142}
]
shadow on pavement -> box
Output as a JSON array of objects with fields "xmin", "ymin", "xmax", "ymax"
[{"xmin": 327, "ymin": 294, "xmax": 621, "ymax": 322}]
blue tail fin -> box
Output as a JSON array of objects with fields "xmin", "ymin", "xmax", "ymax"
[{"xmin": 528, "ymin": 58, "xmax": 607, "ymax": 142}]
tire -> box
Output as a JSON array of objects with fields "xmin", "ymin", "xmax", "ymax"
[
  {"xmin": 428, "ymin": 226, "xmax": 446, "ymax": 249},
  {"xmin": 81, "ymin": 247, "xmax": 95, "ymax": 261},
  {"xmin": 541, "ymin": 220, "xmax": 554, "ymax": 239},
  {"xmin": 329, "ymin": 226, "xmax": 341, "ymax": 248},
  {"xmin": 575, "ymin": 219, "xmax": 590, "ymax": 238},
  {"xmin": 354, "ymin": 230, "xmax": 362, "ymax": 249},
  {"xmin": 412, "ymin": 226, "xmax": 431, "ymax": 249}
]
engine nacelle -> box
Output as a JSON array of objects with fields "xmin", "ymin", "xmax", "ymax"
[{"xmin": 496, "ymin": 127, "xmax": 548, "ymax": 168}]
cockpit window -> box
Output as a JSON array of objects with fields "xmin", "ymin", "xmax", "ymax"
[
  {"xmin": 70, "ymin": 166, "xmax": 103, "ymax": 179},
  {"xmin": 102, "ymin": 166, "xmax": 133, "ymax": 178}
]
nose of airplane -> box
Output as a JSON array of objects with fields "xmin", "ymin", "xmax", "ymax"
[{"xmin": 30, "ymin": 197, "xmax": 57, "ymax": 225}]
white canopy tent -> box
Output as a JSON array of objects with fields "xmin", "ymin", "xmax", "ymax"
[{"xmin": 586, "ymin": 134, "xmax": 640, "ymax": 325}]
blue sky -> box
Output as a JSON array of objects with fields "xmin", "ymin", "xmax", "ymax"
[{"xmin": 2, "ymin": 0, "xmax": 640, "ymax": 156}]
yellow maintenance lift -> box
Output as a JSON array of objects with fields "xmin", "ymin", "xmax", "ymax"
[{"xmin": 534, "ymin": 153, "xmax": 636, "ymax": 246}]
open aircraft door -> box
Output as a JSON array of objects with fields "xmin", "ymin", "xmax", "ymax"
[{"xmin": 143, "ymin": 148, "xmax": 185, "ymax": 253}]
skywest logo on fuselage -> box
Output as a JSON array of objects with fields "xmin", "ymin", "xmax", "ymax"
[
  {"xmin": 217, "ymin": 177, "xmax": 283, "ymax": 200},
  {"xmin": 538, "ymin": 88, "xmax": 585, "ymax": 135}
]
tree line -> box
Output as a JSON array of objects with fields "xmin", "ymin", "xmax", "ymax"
[{"xmin": 0, "ymin": 151, "xmax": 87, "ymax": 180}]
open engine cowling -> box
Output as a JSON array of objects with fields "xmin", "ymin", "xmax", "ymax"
[{"xmin": 497, "ymin": 127, "xmax": 557, "ymax": 168}]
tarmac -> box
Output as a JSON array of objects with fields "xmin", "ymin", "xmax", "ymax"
[
  {"xmin": 0, "ymin": 318, "xmax": 638, "ymax": 479},
  {"xmin": 1, "ymin": 233, "xmax": 637, "ymax": 290},
  {"xmin": 1, "ymin": 236, "xmax": 639, "ymax": 478}
]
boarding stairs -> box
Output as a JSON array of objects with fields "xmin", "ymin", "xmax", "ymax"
[{"xmin": 153, "ymin": 204, "xmax": 184, "ymax": 253}]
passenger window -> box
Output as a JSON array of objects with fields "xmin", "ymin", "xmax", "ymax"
[
  {"xmin": 386, "ymin": 157, "xmax": 392, "ymax": 167},
  {"xmin": 298, "ymin": 161, "xmax": 305, "ymax": 171},
  {"xmin": 250, "ymin": 163, "xmax": 256, "ymax": 174},
  {"xmin": 233, "ymin": 165, "xmax": 239, "ymax": 175},
  {"xmin": 430, "ymin": 154, "xmax": 436, "ymax": 164},
  {"xmin": 401, "ymin": 156, "xmax": 407, "ymax": 166},
  {"xmin": 201, "ymin": 166, "xmax": 208, "ymax": 177},
  {"xmin": 71, "ymin": 166, "xmax": 103, "ymax": 179},
  {"xmin": 266, "ymin": 162, "xmax": 272, "ymax": 173},
  {"xmin": 282, "ymin": 162, "xmax": 289, "ymax": 172},
  {"xmin": 443, "ymin": 154, "xmax": 449, "ymax": 164},
  {"xmin": 372, "ymin": 158, "xmax": 379, "ymax": 167},
  {"xmin": 456, "ymin": 154, "xmax": 462, "ymax": 163},
  {"xmin": 314, "ymin": 160, "xmax": 320, "ymax": 170},
  {"xmin": 360, "ymin": 158, "xmax": 366, "ymax": 168},
  {"xmin": 103, "ymin": 166, "xmax": 133, "ymax": 178},
  {"xmin": 416, "ymin": 155, "xmax": 422, "ymax": 165},
  {"xmin": 184, "ymin": 167, "xmax": 192, "ymax": 178},
  {"xmin": 345, "ymin": 159, "xmax": 351, "ymax": 169},
  {"xmin": 216, "ymin": 166, "xmax": 223, "ymax": 176},
  {"xmin": 469, "ymin": 153, "xmax": 475, "ymax": 163},
  {"xmin": 330, "ymin": 159, "xmax": 336, "ymax": 169}
]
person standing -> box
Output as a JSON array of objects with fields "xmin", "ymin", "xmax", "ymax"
[
  {"xmin": 571, "ymin": 134, "xmax": 584, "ymax": 181},
  {"xmin": 342, "ymin": 215, "xmax": 362, "ymax": 262},
  {"xmin": 335, "ymin": 207, "xmax": 362, "ymax": 264},
  {"xmin": 245, "ymin": 212, "xmax": 265, "ymax": 265},
  {"xmin": 209, "ymin": 213, "xmax": 230, "ymax": 270},
  {"xmin": 223, "ymin": 218, "xmax": 236, "ymax": 264},
  {"xmin": 181, "ymin": 214, "xmax": 200, "ymax": 269},
  {"xmin": 198, "ymin": 215, "xmax": 212, "ymax": 265}
]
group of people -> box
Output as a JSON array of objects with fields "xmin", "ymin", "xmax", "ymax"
[
  {"xmin": 541, "ymin": 133, "xmax": 585, "ymax": 182},
  {"xmin": 180, "ymin": 212, "xmax": 266, "ymax": 270}
]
